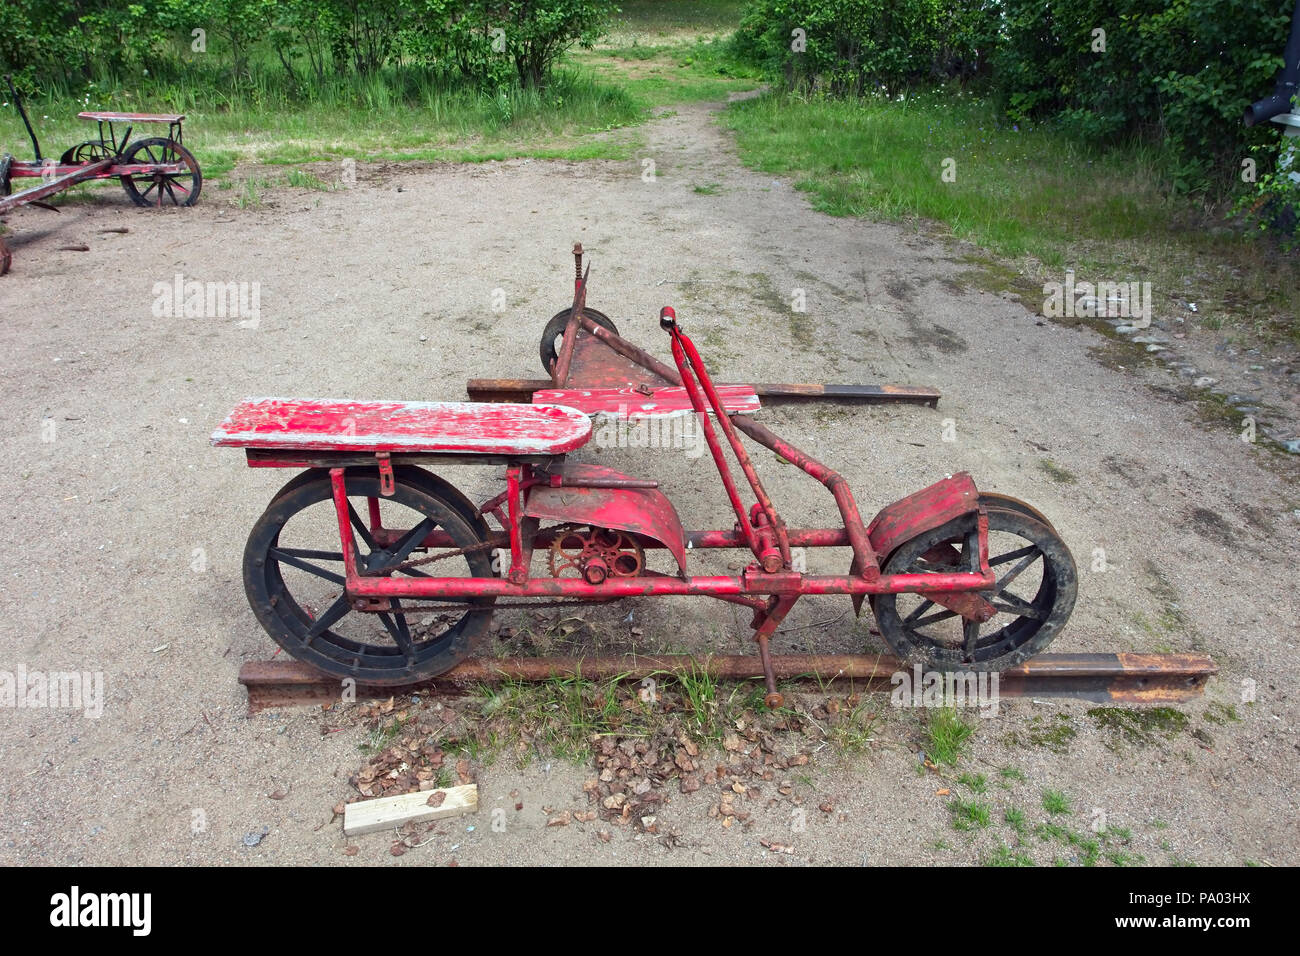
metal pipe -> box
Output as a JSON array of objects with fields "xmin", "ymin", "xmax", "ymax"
[{"xmin": 347, "ymin": 568, "xmax": 993, "ymax": 600}]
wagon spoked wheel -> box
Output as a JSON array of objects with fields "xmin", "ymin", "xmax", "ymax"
[
  {"xmin": 243, "ymin": 469, "xmax": 495, "ymax": 684},
  {"xmin": 59, "ymin": 140, "xmax": 113, "ymax": 165},
  {"xmin": 120, "ymin": 137, "xmax": 202, "ymax": 208},
  {"xmin": 539, "ymin": 306, "xmax": 618, "ymax": 374},
  {"xmin": 871, "ymin": 507, "xmax": 1077, "ymax": 672}
]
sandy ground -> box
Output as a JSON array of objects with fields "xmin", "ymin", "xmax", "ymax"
[{"xmin": 1, "ymin": 98, "xmax": 1297, "ymax": 867}]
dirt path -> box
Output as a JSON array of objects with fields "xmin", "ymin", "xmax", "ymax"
[{"xmin": 1, "ymin": 98, "xmax": 1296, "ymax": 867}]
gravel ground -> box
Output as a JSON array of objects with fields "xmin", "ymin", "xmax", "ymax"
[{"xmin": 1, "ymin": 98, "xmax": 1296, "ymax": 867}]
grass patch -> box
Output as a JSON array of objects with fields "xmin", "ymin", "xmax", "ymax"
[
  {"xmin": 948, "ymin": 797, "xmax": 992, "ymax": 831},
  {"xmin": 1202, "ymin": 701, "xmax": 1241, "ymax": 725},
  {"xmin": 1004, "ymin": 807, "xmax": 1028, "ymax": 834},
  {"xmin": 722, "ymin": 89, "xmax": 1300, "ymax": 347},
  {"xmin": 286, "ymin": 168, "xmax": 332, "ymax": 190},
  {"xmin": 1038, "ymin": 459, "xmax": 1078, "ymax": 484},
  {"xmin": 1042, "ymin": 789, "xmax": 1072, "ymax": 815},
  {"xmin": 923, "ymin": 706, "xmax": 975, "ymax": 766},
  {"xmin": 986, "ymin": 843, "xmax": 1034, "ymax": 867}
]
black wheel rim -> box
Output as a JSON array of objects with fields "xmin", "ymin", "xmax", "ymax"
[
  {"xmin": 243, "ymin": 472, "xmax": 494, "ymax": 683},
  {"xmin": 539, "ymin": 307, "xmax": 617, "ymax": 374},
  {"xmin": 872, "ymin": 507, "xmax": 1077, "ymax": 671}
]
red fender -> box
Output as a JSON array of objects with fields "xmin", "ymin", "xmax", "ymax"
[
  {"xmin": 852, "ymin": 472, "xmax": 982, "ymax": 615},
  {"xmin": 524, "ymin": 463, "xmax": 688, "ymax": 574}
]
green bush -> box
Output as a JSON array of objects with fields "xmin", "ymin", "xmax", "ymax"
[
  {"xmin": 993, "ymin": 0, "xmax": 1291, "ymax": 196},
  {"xmin": 733, "ymin": 0, "xmax": 998, "ymax": 94},
  {"xmin": 0, "ymin": 0, "xmax": 612, "ymax": 94},
  {"xmin": 733, "ymin": 0, "xmax": 1296, "ymax": 197}
]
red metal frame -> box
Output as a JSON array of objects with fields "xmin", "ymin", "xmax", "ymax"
[{"xmin": 223, "ymin": 304, "xmax": 996, "ymax": 705}]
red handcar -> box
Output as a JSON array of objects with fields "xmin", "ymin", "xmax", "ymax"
[{"xmin": 214, "ymin": 278, "xmax": 1077, "ymax": 706}]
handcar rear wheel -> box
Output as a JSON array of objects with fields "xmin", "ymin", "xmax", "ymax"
[
  {"xmin": 539, "ymin": 307, "xmax": 617, "ymax": 374},
  {"xmin": 871, "ymin": 507, "xmax": 1077, "ymax": 671},
  {"xmin": 120, "ymin": 137, "xmax": 202, "ymax": 207},
  {"xmin": 243, "ymin": 468, "xmax": 495, "ymax": 684}
]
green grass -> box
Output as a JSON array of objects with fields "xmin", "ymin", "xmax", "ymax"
[
  {"xmin": 1004, "ymin": 807, "xmax": 1028, "ymax": 834},
  {"xmin": 924, "ymin": 707, "xmax": 975, "ymax": 766},
  {"xmin": 675, "ymin": 663, "xmax": 720, "ymax": 739},
  {"xmin": 1042, "ymin": 789, "xmax": 1072, "ymax": 815},
  {"xmin": 948, "ymin": 797, "xmax": 992, "ymax": 831},
  {"xmin": 986, "ymin": 843, "xmax": 1034, "ymax": 867},
  {"xmin": 0, "ymin": 68, "xmax": 649, "ymax": 181},
  {"xmin": 610, "ymin": 0, "xmax": 746, "ymax": 39},
  {"xmin": 722, "ymin": 89, "xmax": 1300, "ymax": 347}
]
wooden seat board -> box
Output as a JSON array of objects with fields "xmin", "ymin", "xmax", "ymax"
[{"xmin": 212, "ymin": 397, "xmax": 591, "ymax": 455}]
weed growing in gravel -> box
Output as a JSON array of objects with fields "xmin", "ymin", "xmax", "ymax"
[
  {"xmin": 286, "ymin": 168, "xmax": 332, "ymax": 190},
  {"xmin": 948, "ymin": 798, "xmax": 992, "ymax": 831},
  {"xmin": 987, "ymin": 843, "xmax": 1034, "ymax": 866},
  {"xmin": 1042, "ymin": 789, "xmax": 1072, "ymax": 815},
  {"xmin": 924, "ymin": 707, "xmax": 975, "ymax": 766}
]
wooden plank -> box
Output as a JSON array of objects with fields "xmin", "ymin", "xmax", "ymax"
[
  {"xmin": 343, "ymin": 784, "xmax": 478, "ymax": 837},
  {"xmin": 78, "ymin": 110, "xmax": 185, "ymax": 123}
]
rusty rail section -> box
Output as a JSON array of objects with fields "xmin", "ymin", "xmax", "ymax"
[{"xmin": 239, "ymin": 652, "xmax": 1216, "ymax": 714}]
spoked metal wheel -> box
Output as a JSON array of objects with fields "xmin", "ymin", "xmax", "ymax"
[
  {"xmin": 871, "ymin": 504, "xmax": 1077, "ymax": 671},
  {"xmin": 242, "ymin": 467, "xmax": 495, "ymax": 684},
  {"xmin": 59, "ymin": 140, "xmax": 113, "ymax": 165},
  {"xmin": 539, "ymin": 307, "xmax": 617, "ymax": 374},
  {"xmin": 120, "ymin": 137, "xmax": 202, "ymax": 207}
]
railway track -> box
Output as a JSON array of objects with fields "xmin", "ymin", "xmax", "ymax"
[{"xmin": 239, "ymin": 652, "xmax": 1216, "ymax": 714}]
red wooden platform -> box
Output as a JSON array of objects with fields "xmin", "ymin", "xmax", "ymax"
[{"xmin": 211, "ymin": 398, "xmax": 592, "ymax": 455}]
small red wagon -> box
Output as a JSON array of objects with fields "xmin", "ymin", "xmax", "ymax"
[
  {"xmin": 1, "ymin": 74, "xmax": 201, "ymax": 274},
  {"xmin": 215, "ymin": 268, "xmax": 1077, "ymax": 706}
]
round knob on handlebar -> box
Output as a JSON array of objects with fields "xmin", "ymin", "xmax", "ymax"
[{"xmin": 659, "ymin": 306, "xmax": 677, "ymax": 331}]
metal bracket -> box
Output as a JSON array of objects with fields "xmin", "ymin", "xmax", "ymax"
[{"xmin": 376, "ymin": 452, "xmax": 395, "ymax": 496}]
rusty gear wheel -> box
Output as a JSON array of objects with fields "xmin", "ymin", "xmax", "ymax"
[{"xmin": 547, "ymin": 526, "xmax": 645, "ymax": 583}]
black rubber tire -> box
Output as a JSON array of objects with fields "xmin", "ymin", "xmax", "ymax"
[
  {"xmin": 977, "ymin": 492, "xmax": 1057, "ymax": 531},
  {"xmin": 539, "ymin": 307, "xmax": 617, "ymax": 374},
  {"xmin": 871, "ymin": 507, "xmax": 1077, "ymax": 671},
  {"xmin": 243, "ymin": 468, "xmax": 494, "ymax": 684},
  {"xmin": 120, "ymin": 136, "xmax": 202, "ymax": 207}
]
